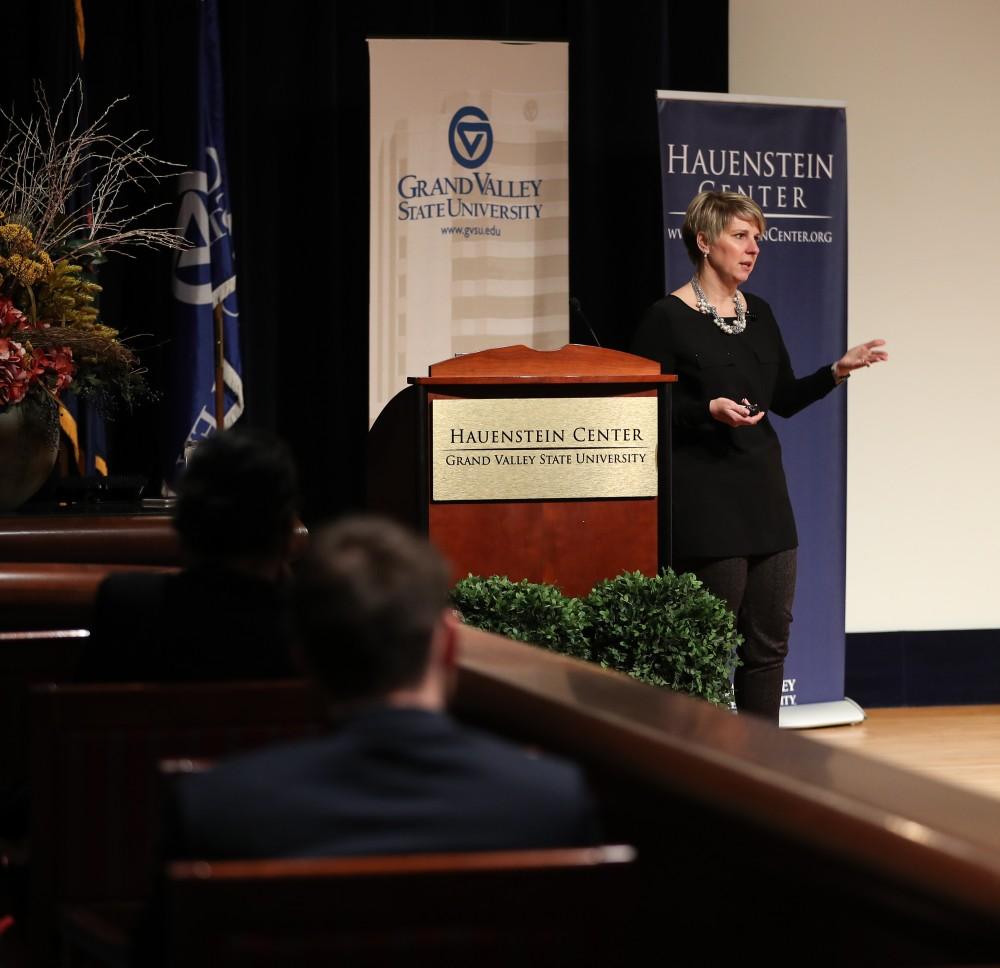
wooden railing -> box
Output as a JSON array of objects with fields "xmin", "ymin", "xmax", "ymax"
[{"xmin": 454, "ymin": 626, "xmax": 1000, "ymax": 964}]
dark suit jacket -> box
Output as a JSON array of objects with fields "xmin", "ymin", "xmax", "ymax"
[
  {"xmin": 78, "ymin": 567, "xmax": 294, "ymax": 682},
  {"xmin": 631, "ymin": 292, "xmax": 836, "ymax": 559},
  {"xmin": 169, "ymin": 706, "xmax": 600, "ymax": 859}
]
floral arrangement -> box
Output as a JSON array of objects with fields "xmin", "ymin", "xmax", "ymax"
[{"xmin": 0, "ymin": 81, "xmax": 184, "ymax": 412}]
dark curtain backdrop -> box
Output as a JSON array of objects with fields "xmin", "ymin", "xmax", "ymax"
[{"xmin": 7, "ymin": 0, "xmax": 726, "ymax": 523}]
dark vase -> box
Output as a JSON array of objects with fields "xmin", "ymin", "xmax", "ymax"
[{"xmin": 0, "ymin": 394, "xmax": 60, "ymax": 510}]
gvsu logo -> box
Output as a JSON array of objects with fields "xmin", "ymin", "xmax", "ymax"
[{"xmin": 448, "ymin": 106, "xmax": 493, "ymax": 169}]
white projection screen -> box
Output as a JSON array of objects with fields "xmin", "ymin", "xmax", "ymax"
[{"xmin": 731, "ymin": 0, "xmax": 1000, "ymax": 633}]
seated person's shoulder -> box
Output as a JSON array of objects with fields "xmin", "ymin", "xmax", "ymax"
[
  {"xmin": 463, "ymin": 722, "xmax": 588, "ymax": 788},
  {"xmin": 77, "ymin": 571, "xmax": 172, "ymax": 682},
  {"xmin": 99, "ymin": 570, "xmax": 171, "ymax": 606},
  {"xmin": 448, "ymin": 721, "xmax": 601, "ymax": 841},
  {"xmin": 166, "ymin": 734, "xmax": 326, "ymax": 856}
]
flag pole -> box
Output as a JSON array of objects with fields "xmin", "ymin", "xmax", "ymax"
[{"xmin": 213, "ymin": 302, "xmax": 225, "ymax": 430}]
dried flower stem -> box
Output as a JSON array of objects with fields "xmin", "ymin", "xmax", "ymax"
[{"xmin": 0, "ymin": 78, "xmax": 186, "ymax": 258}]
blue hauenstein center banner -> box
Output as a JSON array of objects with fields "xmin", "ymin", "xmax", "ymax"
[{"xmin": 656, "ymin": 92, "xmax": 849, "ymax": 721}]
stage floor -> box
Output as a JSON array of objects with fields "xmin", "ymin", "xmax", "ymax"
[{"xmin": 805, "ymin": 704, "xmax": 1000, "ymax": 800}]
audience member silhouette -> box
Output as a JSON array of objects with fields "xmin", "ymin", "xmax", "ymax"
[
  {"xmin": 78, "ymin": 428, "xmax": 299, "ymax": 682},
  {"xmin": 167, "ymin": 515, "xmax": 600, "ymax": 858}
]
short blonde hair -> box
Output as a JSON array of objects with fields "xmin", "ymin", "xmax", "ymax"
[{"xmin": 681, "ymin": 191, "xmax": 766, "ymax": 266}]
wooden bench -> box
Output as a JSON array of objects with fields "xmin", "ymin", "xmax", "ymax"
[
  {"xmin": 0, "ymin": 629, "xmax": 90, "ymax": 825},
  {"xmin": 0, "ymin": 512, "xmax": 306, "ymax": 631},
  {"xmin": 28, "ymin": 680, "xmax": 328, "ymax": 968},
  {"xmin": 162, "ymin": 846, "xmax": 638, "ymax": 967},
  {"xmin": 0, "ymin": 513, "xmax": 308, "ymax": 566},
  {"xmin": 26, "ymin": 623, "xmax": 1000, "ymax": 965},
  {"xmin": 0, "ymin": 514, "xmax": 180, "ymax": 565},
  {"xmin": 0, "ymin": 562, "xmax": 176, "ymax": 631}
]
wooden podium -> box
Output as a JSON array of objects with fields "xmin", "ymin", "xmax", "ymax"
[{"xmin": 367, "ymin": 345, "xmax": 674, "ymax": 597}]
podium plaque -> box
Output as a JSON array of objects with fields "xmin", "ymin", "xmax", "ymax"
[{"xmin": 368, "ymin": 344, "xmax": 674, "ymax": 596}]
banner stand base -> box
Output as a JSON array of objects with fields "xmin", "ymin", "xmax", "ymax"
[{"xmin": 779, "ymin": 697, "xmax": 866, "ymax": 730}]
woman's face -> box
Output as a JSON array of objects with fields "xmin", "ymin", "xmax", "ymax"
[{"xmin": 700, "ymin": 216, "xmax": 762, "ymax": 286}]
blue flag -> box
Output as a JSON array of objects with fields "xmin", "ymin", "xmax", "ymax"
[{"xmin": 170, "ymin": 0, "xmax": 243, "ymax": 477}]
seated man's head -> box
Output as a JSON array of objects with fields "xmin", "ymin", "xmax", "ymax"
[
  {"xmin": 174, "ymin": 429, "xmax": 299, "ymax": 575},
  {"xmin": 292, "ymin": 515, "xmax": 455, "ymax": 710}
]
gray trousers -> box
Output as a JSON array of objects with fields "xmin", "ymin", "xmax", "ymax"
[{"xmin": 676, "ymin": 549, "xmax": 797, "ymax": 723}]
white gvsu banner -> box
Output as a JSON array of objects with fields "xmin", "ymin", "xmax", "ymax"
[{"xmin": 368, "ymin": 39, "xmax": 569, "ymax": 425}]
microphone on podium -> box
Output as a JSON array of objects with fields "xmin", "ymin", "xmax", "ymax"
[{"xmin": 569, "ymin": 297, "xmax": 602, "ymax": 347}]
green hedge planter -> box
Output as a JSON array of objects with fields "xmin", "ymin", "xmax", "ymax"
[{"xmin": 451, "ymin": 570, "xmax": 741, "ymax": 707}]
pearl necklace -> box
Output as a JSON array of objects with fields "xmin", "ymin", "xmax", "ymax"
[{"xmin": 690, "ymin": 275, "xmax": 747, "ymax": 335}]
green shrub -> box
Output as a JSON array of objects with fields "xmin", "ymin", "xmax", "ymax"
[
  {"xmin": 450, "ymin": 575, "xmax": 591, "ymax": 660},
  {"xmin": 451, "ymin": 570, "xmax": 740, "ymax": 706},
  {"xmin": 585, "ymin": 570, "xmax": 739, "ymax": 706}
]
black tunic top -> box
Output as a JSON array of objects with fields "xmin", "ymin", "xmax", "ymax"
[{"xmin": 631, "ymin": 292, "xmax": 836, "ymax": 559}]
